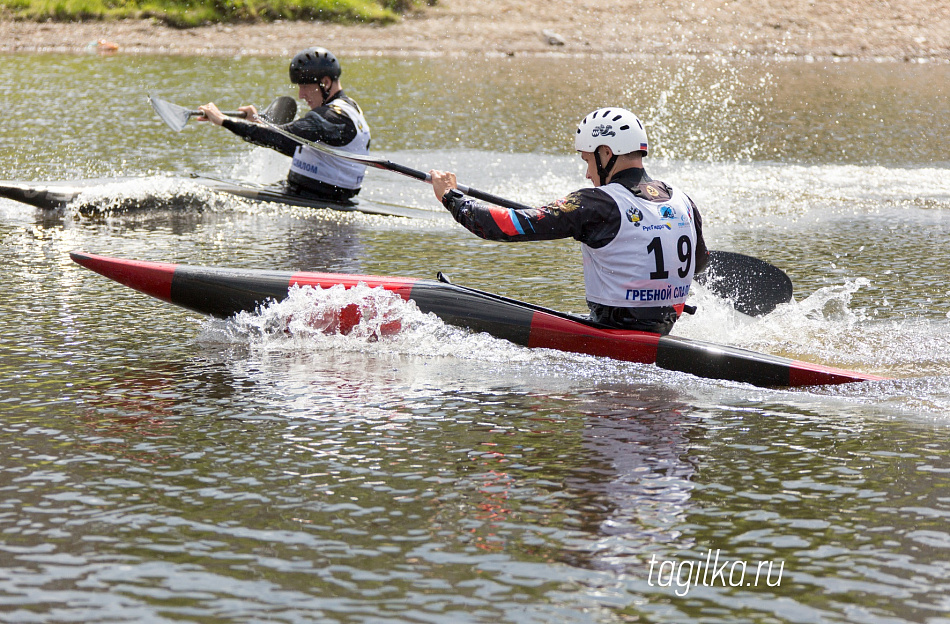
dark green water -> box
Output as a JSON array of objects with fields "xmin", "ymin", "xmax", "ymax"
[{"xmin": 1, "ymin": 52, "xmax": 949, "ymax": 623}]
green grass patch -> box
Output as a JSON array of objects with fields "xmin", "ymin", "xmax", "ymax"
[{"xmin": 0, "ymin": 0, "xmax": 436, "ymax": 27}]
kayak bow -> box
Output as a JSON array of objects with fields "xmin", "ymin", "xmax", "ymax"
[{"xmin": 70, "ymin": 252, "xmax": 886, "ymax": 388}]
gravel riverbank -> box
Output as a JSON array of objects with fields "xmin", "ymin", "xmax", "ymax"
[{"xmin": 1, "ymin": 0, "xmax": 948, "ymax": 61}]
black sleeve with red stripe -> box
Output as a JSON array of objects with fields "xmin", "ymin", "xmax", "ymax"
[{"xmin": 442, "ymin": 188, "xmax": 622, "ymax": 247}]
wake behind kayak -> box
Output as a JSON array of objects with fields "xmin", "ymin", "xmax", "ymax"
[
  {"xmin": 70, "ymin": 251, "xmax": 887, "ymax": 388},
  {"xmin": 0, "ymin": 175, "xmax": 435, "ymax": 219}
]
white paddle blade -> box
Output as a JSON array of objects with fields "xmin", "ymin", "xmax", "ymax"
[{"xmin": 148, "ymin": 95, "xmax": 192, "ymax": 132}]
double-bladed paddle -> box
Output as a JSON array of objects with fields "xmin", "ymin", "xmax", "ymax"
[
  {"xmin": 148, "ymin": 94, "xmax": 298, "ymax": 132},
  {"xmin": 256, "ymin": 118, "xmax": 795, "ymax": 315},
  {"xmin": 255, "ymin": 115, "xmax": 531, "ymax": 211},
  {"xmin": 156, "ymin": 105, "xmax": 793, "ymax": 316}
]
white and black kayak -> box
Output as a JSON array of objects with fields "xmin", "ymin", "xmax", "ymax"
[
  {"xmin": 0, "ymin": 175, "xmax": 435, "ymax": 219},
  {"xmin": 70, "ymin": 251, "xmax": 886, "ymax": 388}
]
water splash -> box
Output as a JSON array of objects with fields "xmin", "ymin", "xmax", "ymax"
[
  {"xmin": 635, "ymin": 60, "xmax": 773, "ymax": 163},
  {"xmin": 66, "ymin": 177, "xmax": 230, "ymax": 215},
  {"xmin": 198, "ymin": 283, "xmax": 536, "ymax": 365},
  {"xmin": 229, "ymin": 147, "xmax": 290, "ymax": 185},
  {"xmin": 677, "ymin": 277, "xmax": 950, "ymax": 379},
  {"xmin": 248, "ymin": 283, "xmax": 411, "ymax": 342}
]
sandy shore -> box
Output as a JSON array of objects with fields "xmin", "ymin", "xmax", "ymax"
[{"xmin": 1, "ymin": 0, "xmax": 948, "ymax": 61}]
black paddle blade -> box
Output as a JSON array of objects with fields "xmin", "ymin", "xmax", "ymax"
[
  {"xmin": 260, "ymin": 96, "xmax": 296, "ymax": 124},
  {"xmin": 696, "ymin": 250, "xmax": 793, "ymax": 316}
]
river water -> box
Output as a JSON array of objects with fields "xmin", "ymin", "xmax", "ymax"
[{"xmin": 1, "ymin": 52, "xmax": 949, "ymax": 622}]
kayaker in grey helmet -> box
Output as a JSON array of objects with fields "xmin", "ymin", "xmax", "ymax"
[
  {"xmin": 429, "ymin": 107, "xmax": 709, "ymax": 335},
  {"xmin": 197, "ymin": 47, "xmax": 371, "ymax": 202}
]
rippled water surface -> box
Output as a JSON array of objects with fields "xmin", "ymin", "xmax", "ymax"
[{"xmin": 1, "ymin": 52, "xmax": 950, "ymax": 623}]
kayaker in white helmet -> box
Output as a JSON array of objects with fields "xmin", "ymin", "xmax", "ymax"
[
  {"xmin": 198, "ymin": 47, "xmax": 371, "ymax": 202},
  {"xmin": 430, "ymin": 107, "xmax": 709, "ymax": 335}
]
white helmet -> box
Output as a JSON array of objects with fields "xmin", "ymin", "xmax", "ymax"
[{"xmin": 575, "ymin": 107, "xmax": 648, "ymax": 155}]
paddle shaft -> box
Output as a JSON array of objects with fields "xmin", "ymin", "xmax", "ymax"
[
  {"xmin": 257, "ymin": 118, "xmax": 531, "ymax": 211},
  {"xmin": 195, "ymin": 109, "xmax": 249, "ymax": 120},
  {"xmin": 191, "ymin": 97, "xmax": 297, "ymax": 123},
  {"xmin": 150, "ymin": 95, "xmax": 298, "ymax": 132},
  {"xmin": 254, "ymin": 118, "xmax": 793, "ymax": 315},
  {"xmin": 376, "ymin": 162, "xmax": 531, "ymax": 210}
]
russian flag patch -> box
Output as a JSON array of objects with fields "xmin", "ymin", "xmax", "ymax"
[{"xmin": 489, "ymin": 207, "xmax": 524, "ymax": 236}]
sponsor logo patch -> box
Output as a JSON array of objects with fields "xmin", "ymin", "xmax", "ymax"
[
  {"xmin": 626, "ymin": 206, "xmax": 644, "ymax": 225},
  {"xmin": 550, "ymin": 193, "xmax": 582, "ymax": 215}
]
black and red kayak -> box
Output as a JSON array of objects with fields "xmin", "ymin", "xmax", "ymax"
[{"xmin": 70, "ymin": 252, "xmax": 886, "ymax": 388}]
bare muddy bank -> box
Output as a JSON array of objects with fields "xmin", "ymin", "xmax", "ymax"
[{"xmin": 1, "ymin": 0, "xmax": 948, "ymax": 61}]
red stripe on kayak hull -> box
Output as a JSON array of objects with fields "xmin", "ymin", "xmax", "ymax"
[
  {"xmin": 788, "ymin": 360, "xmax": 888, "ymax": 386},
  {"xmin": 71, "ymin": 252, "xmax": 176, "ymax": 303},
  {"xmin": 167, "ymin": 267, "xmax": 418, "ymax": 319},
  {"xmin": 528, "ymin": 311, "xmax": 661, "ymax": 363}
]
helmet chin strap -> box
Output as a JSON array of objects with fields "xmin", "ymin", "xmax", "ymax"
[
  {"xmin": 594, "ymin": 147, "xmax": 619, "ymax": 186},
  {"xmin": 317, "ymin": 78, "xmax": 331, "ymax": 106}
]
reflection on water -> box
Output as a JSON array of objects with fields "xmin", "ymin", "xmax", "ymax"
[{"xmin": 1, "ymin": 51, "xmax": 949, "ymax": 622}]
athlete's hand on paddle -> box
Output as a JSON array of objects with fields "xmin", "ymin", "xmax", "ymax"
[
  {"xmin": 196, "ymin": 103, "xmax": 226, "ymax": 125},
  {"xmin": 430, "ymin": 170, "xmax": 458, "ymax": 202},
  {"xmin": 197, "ymin": 103, "xmax": 262, "ymax": 126}
]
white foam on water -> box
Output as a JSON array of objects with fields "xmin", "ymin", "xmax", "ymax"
[
  {"xmin": 229, "ymin": 147, "xmax": 290, "ymax": 185},
  {"xmin": 667, "ymin": 161, "xmax": 950, "ymax": 225},
  {"xmin": 198, "ymin": 282, "xmax": 537, "ymax": 365},
  {"xmin": 676, "ymin": 276, "xmax": 950, "ymax": 380},
  {"xmin": 65, "ymin": 176, "xmax": 229, "ymax": 215}
]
